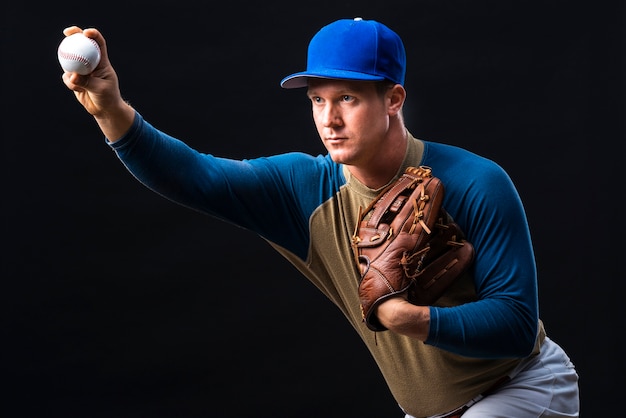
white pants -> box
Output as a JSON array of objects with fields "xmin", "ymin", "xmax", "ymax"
[{"xmin": 406, "ymin": 337, "xmax": 580, "ymax": 418}]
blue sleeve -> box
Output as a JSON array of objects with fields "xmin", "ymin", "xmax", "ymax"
[
  {"xmin": 109, "ymin": 112, "xmax": 341, "ymax": 260},
  {"xmin": 422, "ymin": 142, "xmax": 539, "ymax": 358}
]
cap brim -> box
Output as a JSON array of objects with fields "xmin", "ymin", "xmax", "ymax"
[{"xmin": 280, "ymin": 70, "xmax": 385, "ymax": 89}]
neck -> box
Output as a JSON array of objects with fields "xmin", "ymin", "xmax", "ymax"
[{"xmin": 348, "ymin": 124, "xmax": 409, "ymax": 189}]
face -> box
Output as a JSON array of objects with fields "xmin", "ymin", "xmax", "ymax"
[{"xmin": 307, "ymin": 79, "xmax": 395, "ymax": 167}]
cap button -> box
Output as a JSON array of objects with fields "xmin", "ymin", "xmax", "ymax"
[{"xmin": 354, "ymin": 17, "xmax": 363, "ymax": 21}]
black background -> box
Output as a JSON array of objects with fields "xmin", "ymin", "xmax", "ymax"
[{"xmin": 2, "ymin": 1, "xmax": 624, "ymax": 417}]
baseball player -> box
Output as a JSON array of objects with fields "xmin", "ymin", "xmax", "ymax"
[{"xmin": 60, "ymin": 18, "xmax": 580, "ymax": 417}]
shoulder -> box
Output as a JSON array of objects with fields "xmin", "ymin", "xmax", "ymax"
[
  {"xmin": 423, "ymin": 141, "xmax": 499, "ymax": 169},
  {"xmin": 420, "ymin": 140, "xmax": 522, "ymax": 224},
  {"xmin": 248, "ymin": 152, "xmax": 347, "ymax": 204},
  {"xmin": 422, "ymin": 141, "xmax": 512, "ymax": 187}
]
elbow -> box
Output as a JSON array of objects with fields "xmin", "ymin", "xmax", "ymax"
[
  {"xmin": 507, "ymin": 311, "xmax": 541, "ymax": 358},
  {"xmin": 519, "ymin": 318, "xmax": 543, "ymax": 357}
]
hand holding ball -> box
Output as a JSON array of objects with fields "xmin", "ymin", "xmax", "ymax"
[{"xmin": 57, "ymin": 33, "xmax": 101, "ymax": 75}]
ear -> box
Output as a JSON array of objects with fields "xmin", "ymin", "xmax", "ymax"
[{"xmin": 387, "ymin": 84, "xmax": 406, "ymax": 116}]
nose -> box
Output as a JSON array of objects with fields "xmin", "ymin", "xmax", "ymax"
[{"xmin": 321, "ymin": 103, "xmax": 342, "ymax": 128}]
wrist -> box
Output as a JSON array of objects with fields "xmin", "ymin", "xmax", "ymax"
[
  {"xmin": 379, "ymin": 299, "xmax": 430, "ymax": 341},
  {"xmin": 95, "ymin": 100, "xmax": 135, "ymax": 142}
]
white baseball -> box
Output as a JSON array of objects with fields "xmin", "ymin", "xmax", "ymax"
[{"xmin": 57, "ymin": 33, "xmax": 101, "ymax": 75}]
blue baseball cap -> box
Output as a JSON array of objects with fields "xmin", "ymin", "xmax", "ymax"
[{"xmin": 280, "ymin": 17, "xmax": 406, "ymax": 89}]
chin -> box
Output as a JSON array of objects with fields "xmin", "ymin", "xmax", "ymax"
[
  {"xmin": 328, "ymin": 155, "xmax": 351, "ymax": 165},
  {"xmin": 326, "ymin": 151, "xmax": 352, "ymax": 165}
]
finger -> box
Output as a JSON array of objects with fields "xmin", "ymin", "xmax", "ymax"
[
  {"xmin": 81, "ymin": 28, "xmax": 110, "ymax": 68},
  {"xmin": 82, "ymin": 27, "xmax": 101, "ymax": 38},
  {"xmin": 62, "ymin": 26, "xmax": 83, "ymax": 36},
  {"xmin": 61, "ymin": 71, "xmax": 88, "ymax": 92}
]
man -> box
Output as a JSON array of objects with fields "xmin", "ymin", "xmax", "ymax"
[{"xmin": 61, "ymin": 17, "xmax": 579, "ymax": 417}]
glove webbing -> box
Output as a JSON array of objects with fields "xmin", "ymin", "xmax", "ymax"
[{"xmin": 352, "ymin": 166, "xmax": 435, "ymax": 243}]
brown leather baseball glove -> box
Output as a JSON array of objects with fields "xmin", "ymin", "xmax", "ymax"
[{"xmin": 351, "ymin": 166, "xmax": 475, "ymax": 331}]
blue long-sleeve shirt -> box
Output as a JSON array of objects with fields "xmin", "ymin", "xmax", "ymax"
[{"xmin": 109, "ymin": 112, "xmax": 544, "ymax": 416}]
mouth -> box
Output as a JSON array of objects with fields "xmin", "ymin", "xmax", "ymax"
[{"xmin": 325, "ymin": 136, "xmax": 346, "ymax": 143}]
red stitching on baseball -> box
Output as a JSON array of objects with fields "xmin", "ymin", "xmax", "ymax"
[{"xmin": 58, "ymin": 51, "xmax": 90, "ymax": 66}]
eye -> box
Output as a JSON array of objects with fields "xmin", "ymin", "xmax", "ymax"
[{"xmin": 341, "ymin": 95, "xmax": 354, "ymax": 102}]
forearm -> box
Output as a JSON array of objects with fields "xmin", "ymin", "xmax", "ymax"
[{"xmin": 426, "ymin": 298, "xmax": 538, "ymax": 358}]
